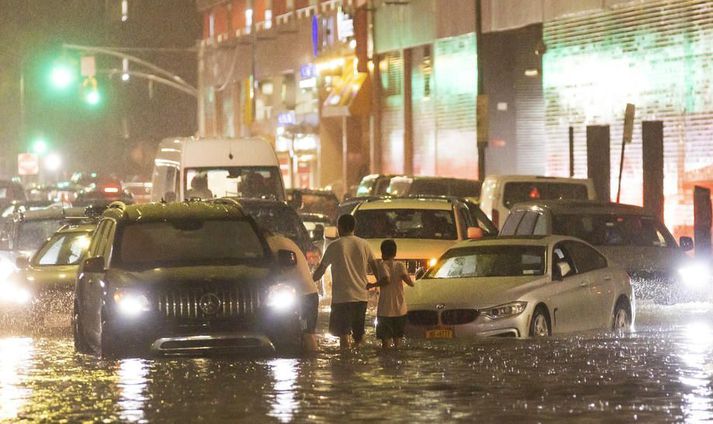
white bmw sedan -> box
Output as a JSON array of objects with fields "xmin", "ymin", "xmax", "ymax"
[{"xmin": 405, "ymin": 235, "xmax": 634, "ymax": 339}]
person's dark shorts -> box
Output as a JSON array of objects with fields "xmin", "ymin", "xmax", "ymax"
[
  {"xmin": 376, "ymin": 315, "xmax": 407, "ymax": 340},
  {"xmin": 329, "ymin": 301, "xmax": 368, "ymax": 342},
  {"xmin": 302, "ymin": 293, "xmax": 319, "ymax": 334}
]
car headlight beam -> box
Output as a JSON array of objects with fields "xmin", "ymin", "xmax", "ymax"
[
  {"xmin": 678, "ymin": 262, "xmax": 711, "ymax": 288},
  {"xmin": 0, "ymin": 283, "xmax": 32, "ymax": 305},
  {"xmin": 113, "ymin": 290, "xmax": 150, "ymax": 316},
  {"xmin": 266, "ymin": 283, "xmax": 297, "ymax": 312},
  {"xmin": 483, "ymin": 301, "xmax": 528, "ymax": 320}
]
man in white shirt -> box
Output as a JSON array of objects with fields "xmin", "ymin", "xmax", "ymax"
[{"xmin": 312, "ymin": 214, "xmax": 380, "ymax": 350}]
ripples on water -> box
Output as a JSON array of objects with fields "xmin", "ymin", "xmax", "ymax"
[{"xmin": 0, "ymin": 302, "xmax": 711, "ymax": 423}]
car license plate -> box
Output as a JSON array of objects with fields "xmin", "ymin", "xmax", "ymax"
[{"xmin": 425, "ymin": 328, "xmax": 454, "ymax": 339}]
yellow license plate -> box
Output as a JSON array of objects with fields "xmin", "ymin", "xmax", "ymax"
[{"xmin": 425, "ymin": 328, "xmax": 454, "ymax": 339}]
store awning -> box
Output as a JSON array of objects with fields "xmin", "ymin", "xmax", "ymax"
[{"xmin": 321, "ymin": 72, "xmax": 371, "ymax": 118}]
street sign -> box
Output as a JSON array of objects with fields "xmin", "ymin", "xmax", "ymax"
[
  {"xmin": 17, "ymin": 153, "xmax": 39, "ymax": 176},
  {"xmin": 81, "ymin": 55, "xmax": 96, "ymax": 77},
  {"xmin": 623, "ymin": 103, "xmax": 635, "ymax": 144}
]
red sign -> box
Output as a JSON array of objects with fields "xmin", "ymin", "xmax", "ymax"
[{"xmin": 17, "ymin": 153, "xmax": 39, "ymax": 176}]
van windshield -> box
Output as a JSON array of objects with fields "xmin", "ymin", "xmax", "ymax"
[
  {"xmin": 503, "ymin": 182, "xmax": 589, "ymax": 208},
  {"xmin": 185, "ymin": 167, "xmax": 284, "ymax": 201}
]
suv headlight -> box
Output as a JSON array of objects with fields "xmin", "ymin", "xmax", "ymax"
[
  {"xmin": 678, "ymin": 262, "xmax": 711, "ymax": 288},
  {"xmin": 0, "ymin": 283, "xmax": 31, "ymax": 305},
  {"xmin": 113, "ymin": 289, "xmax": 150, "ymax": 316},
  {"xmin": 266, "ymin": 283, "xmax": 297, "ymax": 312},
  {"xmin": 483, "ymin": 301, "xmax": 528, "ymax": 320}
]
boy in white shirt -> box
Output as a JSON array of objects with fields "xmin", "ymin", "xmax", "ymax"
[{"xmin": 367, "ymin": 239, "xmax": 414, "ymax": 350}]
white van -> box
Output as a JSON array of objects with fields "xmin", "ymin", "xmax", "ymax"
[
  {"xmin": 479, "ymin": 175, "xmax": 597, "ymax": 229},
  {"xmin": 151, "ymin": 137, "xmax": 285, "ymax": 202}
]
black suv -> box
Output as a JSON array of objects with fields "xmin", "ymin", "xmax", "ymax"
[{"xmin": 72, "ymin": 200, "xmax": 303, "ymax": 357}]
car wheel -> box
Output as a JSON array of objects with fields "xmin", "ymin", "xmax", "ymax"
[
  {"xmin": 72, "ymin": 301, "xmax": 90, "ymax": 354},
  {"xmin": 612, "ymin": 300, "xmax": 631, "ymax": 331},
  {"xmin": 529, "ymin": 306, "xmax": 551, "ymax": 337}
]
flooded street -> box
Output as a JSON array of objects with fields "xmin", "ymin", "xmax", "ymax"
[{"xmin": 1, "ymin": 302, "xmax": 712, "ymax": 423}]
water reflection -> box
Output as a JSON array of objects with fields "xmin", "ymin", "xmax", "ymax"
[
  {"xmin": 679, "ymin": 321, "xmax": 713, "ymax": 422},
  {"xmin": 0, "ymin": 337, "xmax": 33, "ymax": 421},
  {"xmin": 117, "ymin": 358, "xmax": 149, "ymax": 423},
  {"xmin": 268, "ymin": 359, "xmax": 299, "ymax": 423}
]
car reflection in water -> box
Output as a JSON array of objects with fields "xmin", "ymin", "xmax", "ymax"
[
  {"xmin": 117, "ymin": 358, "xmax": 149, "ymax": 423},
  {"xmin": 0, "ymin": 337, "xmax": 33, "ymax": 421},
  {"xmin": 268, "ymin": 358, "xmax": 299, "ymax": 423}
]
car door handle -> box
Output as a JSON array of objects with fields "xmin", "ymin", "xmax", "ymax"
[
  {"xmin": 603, "ymin": 275, "xmax": 612, "ymax": 281},
  {"xmin": 579, "ymin": 281, "xmax": 590, "ymax": 287}
]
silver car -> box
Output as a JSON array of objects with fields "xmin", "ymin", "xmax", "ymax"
[{"xmin": 405, "ymin": 235, "xmax": 634, "ymax": 339}]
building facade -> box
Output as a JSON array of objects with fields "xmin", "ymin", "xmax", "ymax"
[{"xmin": 196, "ymin": 0, "xmax": 370, "ymax": 196}]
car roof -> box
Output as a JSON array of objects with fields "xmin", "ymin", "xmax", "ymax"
[
  {"xmin": 484, "ymin": 175, "xmax": 591, "ymax": 182},
  {"xmin": 356, "ymin": 197, "xmax": 455, "ymax": 211},
  {"xmin": 450, "ymin": 234, "xmax": 583, "ymax": 249},
  {"xmin": 102, "ymin": 200, "xmax": 247, "ymax": 222},
  {"xmin": 510, "ymin": 200, "xmax": 652, "ymax": 216},
  {"xmin": 55, "ymin": 223, "xmax": 97, "ymax": 233},
  {"xmin": 233, "ymin": 197, "xmax": 291, "ymax": 209},
  {"xmin": 18, "ymin": 207, "xmax": 88, "ymax": 221}
]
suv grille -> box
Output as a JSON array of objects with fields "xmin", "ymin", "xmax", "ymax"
[
  {"xmin": 407, "ymin": 310, "xmax": 439, "ymax": 326},
  {"xmin": 441, "ymin": 309, "xmax": 479, "ymax": 325},
  {"xmin": 157, "ymin": 285, "xmax": 261, "ymax": 321}
]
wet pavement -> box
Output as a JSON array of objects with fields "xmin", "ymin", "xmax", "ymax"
[{"xmin": 1, "ymin": 301, "xmax": 713, "ymax": 423}]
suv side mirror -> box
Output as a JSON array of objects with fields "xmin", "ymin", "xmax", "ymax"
[
  {"xmin": 83, "ymin": 256, "xmax": 106, "ymax": 273},
  {"xmin": 680, "ymin": 236, "xmax": 694, "ymax": 252},
  {"xmin": 277, "ymin": 249, "xmax": 297, "ymax": 268},
  {"xmin": 15, "ymin": 256, "xmax": 30, "ymax": 270}
]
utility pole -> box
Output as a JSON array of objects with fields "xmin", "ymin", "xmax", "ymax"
[{"xmin": 475, "ymin": 0, "xmax": 488, "ymax": 181}]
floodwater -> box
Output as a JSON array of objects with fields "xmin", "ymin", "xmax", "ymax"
[{"xmin": 1, "ymin": 302, "xmax": 712, "ymax": 423}]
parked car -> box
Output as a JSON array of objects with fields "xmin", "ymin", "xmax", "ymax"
[
  {"xmin": 355, "ymin": 174, "xmax": 395, "ymax": 197},
  {"xmin": 349, "ymin": 197, "xmax": 494, "ymax": 275},
  {"xmin": 73, "ymin": 200, "xmax": 304, "ymax": 357},
  {"xmin": 386, "ymin": 176, "xmax": 481, "ymax": 200},
  {"xmin": 2, "ymin": 222, "xmax": 96, "ymax": 322},
  {"xmin": 405, "ymin": 235, "xmax": 634, "ymax": 339},
  {"xmin": 479, "ymin": 175, "xmax": 597, "ymax": 229},
  {"xmin": 499, "ymin": 200, "xmax": 698, "ymax": 303}
]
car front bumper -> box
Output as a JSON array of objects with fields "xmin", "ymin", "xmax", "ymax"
[{"xmin": 405, "ymin": 309, "xmax": 531, "ymax": 339}]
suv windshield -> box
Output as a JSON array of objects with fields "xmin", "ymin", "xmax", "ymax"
[
  {"xmin": 240, "ymin": 204, "xmax": 311, "ymax": 252},
  {"xmin": 186, "ymin": 167, "xmax": 283, "ymax": 201},
  {"xmin": 552, "ymin": 214, "xmax": 676, "ymax": 247},
  {"xmin": 503, "ymin": 182, "xmax": 589, "ymax": 208},
  {"xmin": 117, "ymin": 220, "xmax": 266, "ymax": 268},
  {"xmin": 428, "ymin": 245, "xmax": 546, "ymax": 278},
  {"xmin": 354, "ymin": 208, "xmax": 457, "ymax": 240}
]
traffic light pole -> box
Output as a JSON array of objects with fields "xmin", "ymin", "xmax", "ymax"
[{"xmin": 62, "ymin": 43, "xmax": 197, "ymax": 96}]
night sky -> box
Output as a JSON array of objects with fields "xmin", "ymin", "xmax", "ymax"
[{"xmin": 0, "ymin": 0, "xmax": 200, "ymax": 179}]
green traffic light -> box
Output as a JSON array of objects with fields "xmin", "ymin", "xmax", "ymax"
[
  {"xmin": 84, "ymin": 89, "xmax": 101, "ymax": 105},
  {"xmin": 50, "ymin": 63, "xmax": 76, "ymax": 90},
  {"xmin": 31, "ymin": 137, "xmax": 49, "ymax": 155}
]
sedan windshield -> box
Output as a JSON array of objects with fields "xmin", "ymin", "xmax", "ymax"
[
  {"xmin": 117, "ymin": 220, "xmax": 266, "ymax": 268},
  {"xmin": 552, "ymin": 214, "xmax": 675, "ymax": 247},
  {"xmin": 354, "ymin": 209, "xmax": 457, "ymax": 240},
  {"xmin": 33, "ymin": 231, "xmax": 92, "ymax": 266},
  {"xmin": 428, "ymin": 245, "xmax": 546, "ymax": 278}
]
